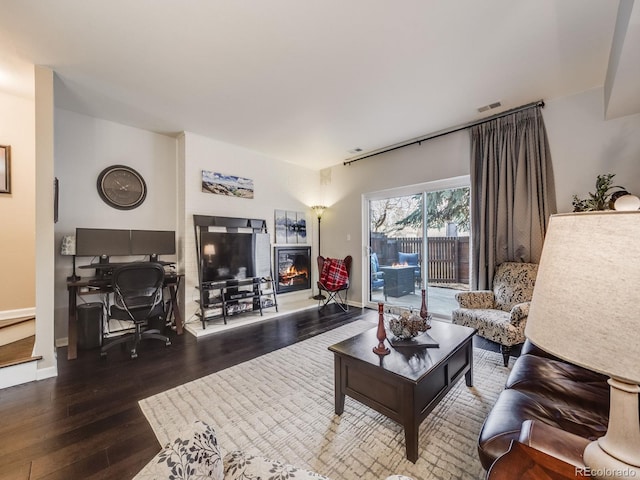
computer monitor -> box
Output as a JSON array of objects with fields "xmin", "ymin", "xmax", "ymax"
[
  {"xmin": 75, "ymin": 228, "xmax": 131, "ymax": 258},
  {"xmin": 130, "ymin": 230, "xmax": 176, "ymax": 259}
]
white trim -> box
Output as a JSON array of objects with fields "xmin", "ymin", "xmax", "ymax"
[
  {"xmin": 362, "ymin": 175, "xmax": 471, "ymax": 311},
  {"xmin": 36, "ymin": 365, "xmax": 58, "ymax": 381},
  {"xmin": 55, "ymin": 337, "xmax": 69, "ymax": 348},
  {"xmin": 0, "ymin": 307, "xmax": 36, "ymax": 321}
]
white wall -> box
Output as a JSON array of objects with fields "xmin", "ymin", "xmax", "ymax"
[
  {"xmin": 54, "ymin": 109, "xmax": 178, "ymax": 342},
  {"xmin": 544, "ymin": 87, "xmax": 640, "ymax": 212},
  {"xmin": 318, "ymin": 87, "xmax": 640, "ymax": 308},
  {"xmin": 180, "ymin": 132, "xmax": 320, "ymax": 325}
]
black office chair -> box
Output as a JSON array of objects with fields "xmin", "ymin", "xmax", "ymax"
[{"xmin": 101, "ymin": 262, "xmax": 171, "ymax": 359}]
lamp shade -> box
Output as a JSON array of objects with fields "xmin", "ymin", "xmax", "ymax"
[
  {"xmin": 203, "ymin": 244, "xmax": 216, "ymax": 256},
  {"xmin": 525, "ymin": 211, "xmax": 640, "ymax": 384},
  {"xmin": 61, "ymin": 235, "xmax": 76, "ymax": 256},
  {"xmin": 311, "ymin": 205, "xmax": 326, "ymax": 219}
]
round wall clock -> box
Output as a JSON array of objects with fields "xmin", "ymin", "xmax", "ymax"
[{"xmin": 97, "ymin": 165, "xmax": 147, "ymax": 210}]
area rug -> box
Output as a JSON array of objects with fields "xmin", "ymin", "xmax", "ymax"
[{"xmin": 139, "ymin": 320, "xmax": 510, "ymax": 480}]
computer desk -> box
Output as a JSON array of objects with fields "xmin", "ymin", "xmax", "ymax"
[{"xmin": 66, "ymin": 270, "xmax": 184, "ymax": 360}]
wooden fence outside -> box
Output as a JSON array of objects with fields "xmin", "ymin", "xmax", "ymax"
[{"xmin": 371, "ymin": 235, "xmax": 469, "ymax": 285}]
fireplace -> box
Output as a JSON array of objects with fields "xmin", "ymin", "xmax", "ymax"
[{"xmin": 275, "ymin": 246, "xmax": 311, "ymax": 294}]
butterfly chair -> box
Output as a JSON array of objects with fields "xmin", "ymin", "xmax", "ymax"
[
  {"xmin": 317, "ymin": 255, "xmax": 352, "ymax": 311},
  {"xmin": 101, "ymin": 262, "xmax": 171, "ymax": 359}
]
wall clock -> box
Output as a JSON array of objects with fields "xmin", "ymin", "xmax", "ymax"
[{"xmin": 97, "ymin": 165, "xmax": 147, "ymax": 210}]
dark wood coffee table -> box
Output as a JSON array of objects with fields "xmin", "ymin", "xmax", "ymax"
[{"xmin": 328, "ymin": 320, "xmax": 476, "ymax": 463}]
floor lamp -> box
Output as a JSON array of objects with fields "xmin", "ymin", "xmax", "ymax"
[
  {"xmin": 525, "ymin": 211, "xmax": 640, "ymax": 479},
  {"xmin": 311, "ymin": 205, "xmax": 327, "ymax": 301}
]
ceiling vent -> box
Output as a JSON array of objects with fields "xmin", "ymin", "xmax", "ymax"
[
  {"xmin": 348, "ymin": 147, "xmax": 363, "ymax": 154},
  {"xmin": 477, "ymin": 101, "xmax": 502, "ymax": 113}
]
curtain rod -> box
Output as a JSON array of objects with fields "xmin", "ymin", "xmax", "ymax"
[{"xmin": 343, "ymin": 99, "xmax": 545, "ymax": 166}]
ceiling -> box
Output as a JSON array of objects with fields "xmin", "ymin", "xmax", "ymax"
[{"xmin": 0, "ymin": 0, "xmax": 637, "ymax": 170}]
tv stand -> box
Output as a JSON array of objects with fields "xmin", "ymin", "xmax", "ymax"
[{"xmin": 196, "ymin": 277, "xmax": 278, "ymax": 328}]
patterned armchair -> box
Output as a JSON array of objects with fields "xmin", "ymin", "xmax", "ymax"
[{"xmin": 451, "ymin": 262, "xmax": 538, "ymax": 366}]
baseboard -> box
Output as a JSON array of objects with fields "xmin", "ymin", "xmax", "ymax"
[
  {"xmin": 0, "ymin": 360, "xmax": 38, "ymax": 389},
  {"xmin": 56, "ymin": 337, "xmax": 69, "ymax": 348},
  {"xmin": 0, "ymin": 307, "xmax": 36, "ymax": 321}
]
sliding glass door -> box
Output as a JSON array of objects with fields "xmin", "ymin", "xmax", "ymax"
[{"xmin": 366, "ymin": 177, "xmax": 470, "ymax": 318}]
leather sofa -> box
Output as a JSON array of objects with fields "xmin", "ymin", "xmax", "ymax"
[{"xmin": 478, "ymin": 339, "xmax": 610, "ymax": 470}]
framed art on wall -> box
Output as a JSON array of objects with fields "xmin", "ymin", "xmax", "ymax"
[
  {"xmin": 0, "ymin": 145, "xmax": 10, "ymax": 194},
  {"xmin": 202, "ymin": 170, "xmax": 254, "ymax": 199}
]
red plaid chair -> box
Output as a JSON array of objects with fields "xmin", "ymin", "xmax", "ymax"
[{"xmin": 317, "ymin": 255, "xmax": 352, "ymax": 311}]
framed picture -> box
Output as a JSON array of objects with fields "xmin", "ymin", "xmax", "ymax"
[
  {"xmin": 202, "ymin": 170, "xmax": 254, "ymax": 199},
  {"xmin": 0, "ymin": 145, "xmax": 10, "ymax": 194}
]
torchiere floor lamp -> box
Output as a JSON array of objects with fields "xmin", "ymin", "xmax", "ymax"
[{"xmin": 311, "ymin": 205, "xmax": 327, "ymax": 300}]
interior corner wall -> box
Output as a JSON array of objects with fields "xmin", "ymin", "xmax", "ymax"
[
  {"xmin": 320, "ymin": 131, "xmax": 471, "ymax": 309},
  {"xmin": 181, "ymin": 132, "xmax": 319, "ymax": 324},
  {"xmin": 543, "ymin": 87, "xmax": 640, "ymax": 212},
  {"xmin": 0, "ymin": 90, "xmax": 36, "ymax": 313},
  {"xmin": 53, "ymin": 109, "xmax": 178, "ymax": 343}
]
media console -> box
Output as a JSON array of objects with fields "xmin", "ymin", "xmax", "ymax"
[{"xmin": 196, "ymin": 276, "xmax": 277, "ymax": 328}]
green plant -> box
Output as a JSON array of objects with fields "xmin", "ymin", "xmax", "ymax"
[{"xmin": 572, "ymin": 173, "xmax": 626, "ymax": 212}]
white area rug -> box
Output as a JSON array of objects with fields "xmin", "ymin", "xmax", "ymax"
[{"xmin": 139, "ymin": 320, "xmax": 509, "ymax": 480}]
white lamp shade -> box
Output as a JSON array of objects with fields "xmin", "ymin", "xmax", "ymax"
[
  {"xmin": 525, "ymin": 211, "xmax": 640, "ymax": 384},
  {"xmin": 614, "ymin": 194, "xmax": 640, "ymax": 211},
  {"xmin": 203, "ymin": 244, "xmax": 216, "ymax": 256},
  {"xmin": 61, "ymin": 235, "xmax": 76, "ymax": 256}
]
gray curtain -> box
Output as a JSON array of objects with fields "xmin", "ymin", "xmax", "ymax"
[{"xmin": 470, "ymin": 106, "xmax": 556, "ymax": 289}]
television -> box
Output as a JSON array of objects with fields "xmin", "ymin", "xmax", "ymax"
[
  {"xmin": 75, "ymin": 228, "xmax": 130, "ymax": 258},
  {"xmin": 130, "ymin": 230, "xmax": 176, "ymax": 259},
  {"xmin": 201, "ymin": 232, "xmax": 254, "ymax": 282}
]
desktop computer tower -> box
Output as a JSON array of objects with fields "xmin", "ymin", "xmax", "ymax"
[{"xmin": 77, "ymin": 302, "xmax": 103, "ymax": 349}]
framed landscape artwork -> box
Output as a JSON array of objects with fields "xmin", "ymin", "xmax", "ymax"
[
  {"xmin": 0, "ymin": 145, "xmax": 10, "ymax": 194},
  {"xmin": 202, "ymin": 170, "xmax": 254, "ymax": 199},
  {"xmin": 275, "ymin": 209, "xmax": 307, "ymax": 244}
]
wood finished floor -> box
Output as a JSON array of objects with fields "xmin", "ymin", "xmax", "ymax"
[
  {"xmin": 0, "ymin": 305, "xmax": 369, "ymax": 480},
  {"xmin": 0, "ymin": 306, "xmax": 517, "ymax": 480}
]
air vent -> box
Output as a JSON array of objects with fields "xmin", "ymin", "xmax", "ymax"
[
  {"xmin": 348, "ymin": 148, "xmax": 363, "ymax": 154},
  {"xmin": 477, "ymin": 101, "xmax": 502, "ymax": 113}
]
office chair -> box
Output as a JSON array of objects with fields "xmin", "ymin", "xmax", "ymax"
[
  {"xmin": 101, "ymin": 262, "xmax": 171, "ymax": 359},
  {"xmin": 317, "ymin": 255, "xmax": 352, "ymax": 312}
]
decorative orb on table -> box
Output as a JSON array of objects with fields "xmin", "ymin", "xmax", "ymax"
[{"xmin": 387, "ymin": 309, "xmax": 431, "ymax": 340}]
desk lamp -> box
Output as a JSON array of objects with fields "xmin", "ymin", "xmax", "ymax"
[
  {"xmin": 61, "ymin": 235, "xmax": 81, "ymax": 281},
  {"xmin": 311, "ymin": 205, "xmax": 327, "ymax": 301},
  {"xmin": 525, "ymin": 212, "xmax": 640, "ymax": 479}
]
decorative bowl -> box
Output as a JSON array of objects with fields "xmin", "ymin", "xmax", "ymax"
[{"xmin": 387, "ymin": 309, "xmax": 431, "ymax": 340}]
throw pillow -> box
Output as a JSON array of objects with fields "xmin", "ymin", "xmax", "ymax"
[
  {"xmin": 134, "ymin": 420, "xmax": 224, "ymax": 480},
  {"xmin": 224, "ymin": 450, "xmax": 330, "ymax": 480}
]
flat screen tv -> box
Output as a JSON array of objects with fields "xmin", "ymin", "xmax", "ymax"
[
  {"xmin": 75, "ymin": 228, "xmax": 130, "ymax": 257},
  {"xmin": 201, "ymin": 232, "xmax": 254, "ymax": 282}
]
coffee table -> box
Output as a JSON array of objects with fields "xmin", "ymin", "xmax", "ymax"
[{"xmin": 328, "ymin": 320, "xmax": 476, "ymax": 463}]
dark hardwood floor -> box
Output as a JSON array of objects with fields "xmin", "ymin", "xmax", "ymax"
[
  {"xmin": 0, "ymin": 306, "xmax": 518, "ymax": 480},
  {"xmin": 0, "ymin": 305, "xmax": 371, "ymax": 480}
]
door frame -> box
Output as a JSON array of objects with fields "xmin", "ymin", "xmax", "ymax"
[{"xmin": 362, "ymin": 175, "xmax": 470, "ymax": 314}]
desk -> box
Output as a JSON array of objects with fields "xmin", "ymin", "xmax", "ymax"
[{"xmin": 67, "ymin": 272, "xmax": 184, "ymax": 360}]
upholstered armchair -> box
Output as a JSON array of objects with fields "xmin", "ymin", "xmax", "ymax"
[{"xmin": 451, "ymin": 262, "xmax": 538, "ymax": 366}]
